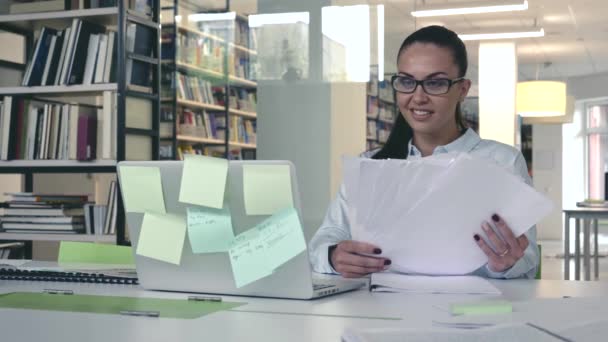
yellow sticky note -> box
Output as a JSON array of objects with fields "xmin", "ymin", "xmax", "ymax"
[
  {"xmin": 450, "ymin": 300, "xmax": 513, "ymax": 316},
  {"xmin": 179, "ymin": 155, "xmax": 228, "ymax": 209},
  {"xmin": 243, "ymin": 164, "xmax": 293, "ymax": 215},
  {"xmin": 187, "ymin": 206, "xmax": 235, "ymax": 253},
  {"xmin": 119, "ymin": 166, "xmax": 166, "ymax": 214},
  {"xmin": 136, "ymin": 213, "xmax": 186, "ymax": 265}
]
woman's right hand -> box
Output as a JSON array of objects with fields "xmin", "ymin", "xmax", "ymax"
[{"xmin": 329, "ymin": 240, "xmax": 391, "ymax": 278}]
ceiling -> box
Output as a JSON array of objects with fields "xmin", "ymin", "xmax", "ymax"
[
  {"xmin": 224, "ymin": 0, "xmax": 608, "ymax": 83},
  {"xmin": 381, "ymin": 0, "xmax": 608, "ymax": 83}
]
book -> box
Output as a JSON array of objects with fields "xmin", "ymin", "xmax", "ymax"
[
  {"xmin": 67, "ymin": 20, "xmax": 106, "ymax": 85},
  {"xmin": 1, "ymin": 222, "xmax": 84, "ymax": 230},
  {"xmin": 22, "ymin": 27, "xmax": 58, "ymax": 86},
  {"xmin": 9, "ymin": 0, "xmax": 64, "ymax": 14},
  {"xmin": 76, "ymin": 111, "xmax": 97, "ymax": 160}
]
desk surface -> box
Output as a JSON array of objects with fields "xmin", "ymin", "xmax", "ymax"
[{"xmin": 2, "ymin": 275, "xmax": 608, "ymax": 341}]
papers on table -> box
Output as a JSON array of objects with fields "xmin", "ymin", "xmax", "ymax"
[
  {"xmin": 370, "ymin": 273, "xmax": 501, "ymax": 295},
  {"xmin": 342, "ymin": 323, "xmax": 564, "ymax": 342},
  {"xmin": 343, "ymin": 152, "xmax": 553, "ymax": 275}
]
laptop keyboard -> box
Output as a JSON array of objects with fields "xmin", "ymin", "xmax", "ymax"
[{"xmin": 313, "ymin": 283, "xmax": 335, "ymax": 291}]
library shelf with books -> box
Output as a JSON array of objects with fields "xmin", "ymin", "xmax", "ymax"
[
  {"xmin": 160, "ymin": 0, "xmax": 257, "ymax": 161},
  {"xmin": 0, "ymin": 0, "xmax": 162, "ymax": 253},
  {"xmin": 366, "ymin": 65, "xmax": 397, "ymax": 151}
]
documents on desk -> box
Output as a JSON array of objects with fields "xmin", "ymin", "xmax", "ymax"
[
  {"xmin": 370, "ymin": 272, "xmax": 501, "ymax": 295},
  {"xmin": 343, "ymin": 153, "xmax": 553, "ymax": 275},
  {"xmin": 341, "ymin": 323, "xmax": 567, "ymax": 342}
]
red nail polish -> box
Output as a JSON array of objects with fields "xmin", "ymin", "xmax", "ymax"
[
  {"xmin": 474, "ymin": 234, "xmax": 480, "ymax": 241},
  {"xmin": 492, "ymin": 214, "xmax": 500, "ymax": 222}
]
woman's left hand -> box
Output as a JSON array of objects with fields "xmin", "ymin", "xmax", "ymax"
[{"xmin": 474, "ymin": 213, "xmax": 529, "ymax": 272}]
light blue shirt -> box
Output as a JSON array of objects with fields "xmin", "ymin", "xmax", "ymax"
[{"xmin": 309, "ymin": 128, "xmax": 539, "ymax": 279}]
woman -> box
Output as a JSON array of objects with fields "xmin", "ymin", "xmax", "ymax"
[{"xmin": 309, "ymin": 25, "xmax": 539, "ymax": 279}]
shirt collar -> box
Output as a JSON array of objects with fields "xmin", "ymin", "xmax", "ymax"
[{"xmin": 407, "ymin": 128, "xmax": 481, "ymax": 157}]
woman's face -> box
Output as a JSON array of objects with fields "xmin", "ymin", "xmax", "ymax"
[{"xmin": 396, "ymin": 43, "xmax": 471, "ymax": 137}]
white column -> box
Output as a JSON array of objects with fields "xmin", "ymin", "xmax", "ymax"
[{"xmin": 478, "ymin": 42, "xmax": 517, "ymax": 146}]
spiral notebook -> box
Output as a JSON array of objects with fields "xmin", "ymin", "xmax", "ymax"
[{"xmin": 0, "ymin": 267, "xmax": 138, "ymax": 285}]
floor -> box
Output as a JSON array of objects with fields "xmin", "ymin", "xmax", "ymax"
[{"xmin": 540, "ymin": 234, "xmax": 608, "ymax": 280}]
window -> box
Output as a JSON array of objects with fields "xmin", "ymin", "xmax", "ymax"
[{"xmin": 585, "ymin": 102, "xmax": 608, "ymax": 199}]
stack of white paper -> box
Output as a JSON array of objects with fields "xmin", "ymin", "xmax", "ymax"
[
  {"xmin": 343, "ymin": 153, "xmax": 553, "ymax": 275},
  {"xmin": 370, "ymin": 273, "xmax": 501, "ymax": 295}
]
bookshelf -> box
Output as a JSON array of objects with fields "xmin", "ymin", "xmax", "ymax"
[
  {"xmin": 0, "ymin": 1, "xmax": 162, "ymax": 252},
  {"xmin": 366, "ymin": 65, "xmax": 397, "ymax": 150},
  {"xmin": 160, "ymin": 0, "xmax": 258, "ymax": 160}
]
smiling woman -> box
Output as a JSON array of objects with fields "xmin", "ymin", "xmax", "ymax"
[{"xmin": 308, "ymin": 25, "xmax": 540, "ymax": 280}]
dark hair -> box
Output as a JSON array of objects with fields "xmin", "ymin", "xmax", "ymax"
[{"xmin": 372, "ymin": 25, "xmax": 468, "ymax": 160}]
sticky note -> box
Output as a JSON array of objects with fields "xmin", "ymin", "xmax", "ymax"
[
  {"xmin": 243, "ymin": 164, "xmax": 293, "ymax": 215},
  {"xmin": 257, "ymin": 207, "xmax": 307, "ymax": 270},
  {"xmin": 58, "ymin": 242, "xmax": 134, "ymax": 265},
  {"xmin": 187, "ymin": 206, "xmax": 235, "ymax": 253},
  {"xmin": 179, "ymin": 154, "xmax": 228, "ymax": 209},
  {"xmin": 119, "ymin": 166, "xmax": 166, "ymax": 214},
  {"xmin": 450, "ymin": 300, "xmax": 513, "ymax": 316},
  {"xmin": 229, "ymin": 227, "xmax": 274, "ymax": 288},
  {"xmin": 136, "ymin": 213, "xmax": 187, "ymax": 265}
]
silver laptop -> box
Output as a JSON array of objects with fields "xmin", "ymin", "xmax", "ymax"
[{"xmin": 117, "ymin": 160, "xmax": 365, "ymax": 299}]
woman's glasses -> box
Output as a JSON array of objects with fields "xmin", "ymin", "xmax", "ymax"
[{"xmin": 391, "ymin": 75, "xmax": 464, "ymax": 95}]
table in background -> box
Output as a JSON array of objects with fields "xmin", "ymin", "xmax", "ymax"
[{"xmin": 563, "ymin": 207, "xmax": 608, "ymax": 281}]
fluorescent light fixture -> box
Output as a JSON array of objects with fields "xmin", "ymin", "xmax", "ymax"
[
  {"xmin": 188, "ymin": 12, "xmax": 236, "ymax": 22},
  {"xmin": 412, "ymin": 0, "xmax": 528, "ymax": 17},
  {"xmin": 459, "ymin": 28, "xmax": 544, "ymax": 41},
  {"xmin": 249, "ymin": 12, "xmax": 310, "ymax": 28},
  {"xmin": 377, "ymin": 5, "xmax": 384, "ymax": 81}
]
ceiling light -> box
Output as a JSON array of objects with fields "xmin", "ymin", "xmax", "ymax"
[
  {"xmin": 459, "ymin": 28, "xmax": 544, "ymax": 41},
  {"xmin": 517, "ymin": 81, "xmax": 567, "ymax": 117},
  {"xmin": 411, "ymin": 0, "xmax": 528, "ymax": 18}
]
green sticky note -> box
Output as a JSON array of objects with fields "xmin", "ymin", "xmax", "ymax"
[
  {"xmin": 136, "ymin": 213, "xmax": 186, "ymax": 265},
  {"xmin": 0, "ymin": 292, "xmax": 245, "ymax": 319},
  {"xmin": 229, "ymin": 227, "xmax": 274, "ymax": 288},
  {"xmin": 450, "ymin": 300, "xmax": 513, "ymax": 316},
  {"xmin": 257, "ymin": 207, "xmax": 306, "ymax": 270},
  {"xmin": 179, "ymin": 154, "xmax": 228, "ymax": 209},
  {"xmin": 58, "ymin": 241, "xmax": 134, "ymax": 265},
  {"xmin": 243, "ymin": 164, "xmax": 293, "ymax": 215},
  {"xmin": 119, "ymin": 166, "xmax": 166, "ymax": 214},
  {"xmin": 187, "ymin": 206, "xmax": 235, "ymax": 253}
]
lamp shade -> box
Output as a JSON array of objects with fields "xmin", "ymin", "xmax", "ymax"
[{"xmin": 516, "ymin": 81, "xmax": 567, "ymax": 117}]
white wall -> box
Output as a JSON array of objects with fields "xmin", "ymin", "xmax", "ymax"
[{"xmin": 532, "ymin": 124, "xmax": 563, "ymax": 240}]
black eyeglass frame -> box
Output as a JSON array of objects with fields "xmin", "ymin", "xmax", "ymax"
[{"xmin": 391, "ymin": 75, "xmax": 465, "ymax": 95}]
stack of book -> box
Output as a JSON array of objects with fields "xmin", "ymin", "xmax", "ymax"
[
  {"xmin": 228, "ymin": 116, "xmax": 256, "ymax": 144},
  {"xmin": 178, "ymin": 109, "xmax": 225, "ymax": 140},
  {"xmin": 0, "ymin": 192, "xmax": 89, "ymax": 234},
  {"xmin": 0, "ymin": 96, "xmax": 111, "ymax": 161}
]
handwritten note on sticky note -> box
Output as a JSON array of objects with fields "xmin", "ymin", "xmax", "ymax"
[
  {"xmin": 229, "ymin": 228, "xmax": 274, "ymax": 288},
  {"xmin": 187, "ymin": 207, "xmax": 235, "ymax": 253},
  {"xmin": 119, "ymin": 166, "xmax": 166, "ymax": 214},
  {"xmin": 179, "ymin": 154, "xmax": 228, "ymax": 209},
  {"xmin": 136, "ymin": 213, "xmax": 186, "ymax": 265},
  {"xmin": 450, "ymin": 300, "xmax": 513, "ymax": 316},
  {"xmin": 243, "ymin": 164, "xmax": 293, "ymax": 215},
  {"xmin": 257, "ymin": 207, "xmax": 306, "ymax": 270}
]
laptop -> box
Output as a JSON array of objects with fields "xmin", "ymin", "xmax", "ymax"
[{"xmin": 117, "ymin": 160, "xmax": 366, "ymax": 299}]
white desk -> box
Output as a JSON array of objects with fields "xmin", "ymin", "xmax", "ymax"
[
  {"xmin": 2, "ymin": 277, "xmax": 608, "ymax": 341},
  {"xmin": 563, "ymin": 207, "xmax": 608, "ymax": 281}
]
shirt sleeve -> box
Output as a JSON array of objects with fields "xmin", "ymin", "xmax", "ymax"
[
  {"xmin": 478, "ymin": 152, "xmax": 540, "ymax": 279},
  {"xmin": 308, "ymin": 183, "xmax": 352, "ymax": 274}
]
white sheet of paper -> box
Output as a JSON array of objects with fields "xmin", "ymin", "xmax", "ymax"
[
  {"xmin": 341, "ymin": 323, "xmax": 560, "ymax": 342},
  {"xmin": 381, "ymin": 155, "xmax": 552, "ymax": 274},
  {"xmin": 370, "ymin": 273, "xmax": 501, "ymax": 295},
  {"xmin": 344, "ymin": 153, "xmax": 552, "ymax": 275}
]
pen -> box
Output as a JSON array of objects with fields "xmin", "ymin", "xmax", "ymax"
[
  {"xmin": 43, "ymin": 289, "xmax": 74, "ymax": 295},
  {"xmin": 119, "ymin": 310, "xmax": 160, "ymax": 317},
  {"xmin": 188, "ymin": 295, "xmax": 222, "ymax": 302}
]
